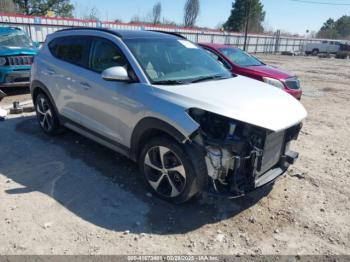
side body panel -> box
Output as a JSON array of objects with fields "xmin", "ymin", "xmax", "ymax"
[{"xmin": 31, "ymin": 30, "xmax": 199, "ymax": 151}]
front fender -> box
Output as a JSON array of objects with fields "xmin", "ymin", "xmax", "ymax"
[{"xmin": 130, "ymin": 115, "xmax": 199, "ymax": 161}]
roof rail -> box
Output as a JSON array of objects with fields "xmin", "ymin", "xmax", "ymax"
[
  {"xmin": 147, "ymin": 30, "xmax": 187, "ymax": 39},
  {"xmin": 56, "ymin": 27, "xmax": 123, "ymax": 38}
]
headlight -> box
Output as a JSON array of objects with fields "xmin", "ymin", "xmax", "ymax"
[
  {"xmin": 0, "ymin": 57, "xmax": 6, "ymax": 66},
  {"xmin": 262, "ymin": 77, "xmax": 285, "ymax": 89}
]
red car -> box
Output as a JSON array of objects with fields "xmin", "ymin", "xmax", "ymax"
[{"xmin": 199, "ymin": 43, "xmax": 303, "ymax": 100}]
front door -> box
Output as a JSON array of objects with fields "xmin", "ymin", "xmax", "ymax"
[{"xmin": 76, "ymin": 36, "xmax": 136, "ymax": 146}]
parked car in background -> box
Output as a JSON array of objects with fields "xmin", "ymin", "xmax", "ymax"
[
  {"xmin": 0, "ymin": 27, "xmax": 38, "ymax": 88},
  {"xmin": 305, "ymin": 40, "xmax": 341, "ymax": 56},
  {"xmin": 31, "ymin": 28, "xmax": 307, "ymax": 203},
  {"xmin": 200, "ymin": 43, "xmax": 303, "ymax": 100},
  {"xmin": 336, "ymin": 43, "xmax": 350, "ymax": 59}
]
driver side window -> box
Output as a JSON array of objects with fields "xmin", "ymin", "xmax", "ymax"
[{"xmin": 90, "ymin": 38, "xmax": 128, "ymax": 73}]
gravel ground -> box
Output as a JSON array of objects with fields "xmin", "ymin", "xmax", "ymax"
[
  {"xmin": 0, "ymin": 86, "xmax": 31, "ymax": 108},
  {"xmin": 0, "ymin": 55, "xmax": 349, "ymax": 255}
]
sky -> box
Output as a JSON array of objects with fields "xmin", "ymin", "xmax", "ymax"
[{"xmin": 72, "ymin": 0, "xmax": 350, "ymax": 35}]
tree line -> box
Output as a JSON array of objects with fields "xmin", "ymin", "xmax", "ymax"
[
  {"xmin": 0, "ymin": 0, "xmax": 201, "ymax": 27},
  {"xmin": 317, "ymin": 16, "xmax": 350, "ymax": 40},
  {"xmin": 0, "ymin": 0, "xmax": 349, "ymax": 39}
]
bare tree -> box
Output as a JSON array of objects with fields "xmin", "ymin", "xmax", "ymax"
[
  {"xmin": 84, "ymin": 7, "xmax": 100, "ymax": 20},
  {"xmin": 130, "ymin": 15, "xmax": 141, "ymax": 23},
  {"xmin": 151, "ymin": 1, "xmax": 161, "ymax": 25},
  {"xmin": 0, "ymin": 0, "xmax": 15, "ymax": 12},
  {"xmin": 184, "ymin": 0, "xmax": 200, "ymax": 27}
]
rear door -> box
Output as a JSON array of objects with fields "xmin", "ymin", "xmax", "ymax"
[{"xmin": 47, "ymin": 36, "xmax": 92, "ymax": 123}]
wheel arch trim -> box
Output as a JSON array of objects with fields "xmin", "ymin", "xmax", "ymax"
[
  {"xmin": 31, "ymin": 80, "xmax": 61, "ymax": 121},
  {"xmin": 130, "ymin": 117, "xmax": 192, "ymax": 161}
]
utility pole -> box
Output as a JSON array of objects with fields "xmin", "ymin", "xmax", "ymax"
[{"xmin": 243, "ymin": 0, "xmax": 251, "ymax": 51}]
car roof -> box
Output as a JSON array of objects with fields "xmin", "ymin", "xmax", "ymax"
[
  {"xmin": 199, "ymin": 43, "xmax": 238, "ymax": 50},
  {"xmin": 56, "ymin": 27, "xmax": 184, "ymax": 40}
]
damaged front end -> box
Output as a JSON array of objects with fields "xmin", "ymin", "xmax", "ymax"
[{"xmin": 188, "ymin": 108, "xmax": 302, "ymax": 198}]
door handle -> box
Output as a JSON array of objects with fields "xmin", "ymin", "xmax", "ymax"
[
  {"xmin": 46, "ymin": 67, "xmax": 56, "ymax": 75},
  {"xmin": 80, "ymin": 81, "xmax": 91, "ymax": 90}
]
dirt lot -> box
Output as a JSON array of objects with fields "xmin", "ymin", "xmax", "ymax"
[{"xmin": 0, "ymin": 55, "xmax": 349, "ymax": 255}]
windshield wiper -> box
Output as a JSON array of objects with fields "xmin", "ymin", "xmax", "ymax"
[
  {"xmin": 189, "ymin": 75, "xmax": 230, "ymax": 83},
  {"xmin": 152, "ymin": 80, "xmax": 185, "ymax": 85}
]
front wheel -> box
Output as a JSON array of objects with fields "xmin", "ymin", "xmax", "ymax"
[{"xmin": 139, "ymin": 137, "xmax": 207, "ymax": 203}]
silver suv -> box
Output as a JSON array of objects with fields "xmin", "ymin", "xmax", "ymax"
[{"xmin": 31, "ymin": 28, "xmax": 307, "ymax": 203}]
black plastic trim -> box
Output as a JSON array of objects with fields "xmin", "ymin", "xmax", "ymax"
[
  {"xmin": 60, "ymin": 115, "xmax": 130, "ymax": 157},
  {"xmin": 56, "ymin": 27, "xmax": 123, "ymax": 38},
  {"xmin": 147, "ymin": 30, "xmax": 186, "ymax": 39},
  {"xmin": 130, "ymin": 117, "xmax": 187, "ymax": 161},
  {"xmin": 31, "ymin": 80, "xmax": 61, "ymax": 121}
]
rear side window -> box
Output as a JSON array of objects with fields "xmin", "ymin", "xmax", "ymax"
[{"xmin": 48, "ymin": 36, "xmax": 91, "ymax": 67}]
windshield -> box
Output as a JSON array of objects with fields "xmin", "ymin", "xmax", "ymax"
[
  {"xmin": 219, "ymin": 47, "xmax": 263, "ymax": 67},
  {"xmin": 124, "ymin": 38, "xmax": 231, "ymax": 84},
  {"xmin": 0, "ymin": 31, "xmax": 34, "ymax": 48}
]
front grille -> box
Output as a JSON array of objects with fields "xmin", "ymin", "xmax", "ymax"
[
  {"xmin": 259, "ymin": 131, "xmax": 285, "ymax": 175},
  {"xmin": 285, "ymin": 77, "xmax": 301, "ymax": 90},
  {"xmin": 6, "ymin": 56, "xmax": 33, "ymax": 66}
]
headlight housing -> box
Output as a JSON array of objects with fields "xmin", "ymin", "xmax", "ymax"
[
  {"xmin": 0, "ymin": 57, "xmax": 6, "ymax": 66},
  {"xmin": 262, "ymin": 77, "xmax": 285, "ymax": 89}
]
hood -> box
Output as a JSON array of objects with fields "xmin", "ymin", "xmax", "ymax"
[
  {"xmin": 153, "ymin": 76, "xmax": 307, "ymax": 132},
  {"xmin": 244, "ymin": 65, "xmax": 293, "ymax": 80},
  {"xmin": 0, "ymin": 46, "xmax": 37, "ymax": 56}
]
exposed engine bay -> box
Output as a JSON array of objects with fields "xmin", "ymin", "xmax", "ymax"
[{"xmin": 188, "ymin": 108, "xmax": 302, "ymax": 197}]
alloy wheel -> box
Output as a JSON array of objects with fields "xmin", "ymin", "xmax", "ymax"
[
  {"xmin": 36, "ymin": 97, "xmax": 53, "ymax": 131},
  {"xmin": 144, "ymin": 146, "xmax": 187, "ymax": 198}
]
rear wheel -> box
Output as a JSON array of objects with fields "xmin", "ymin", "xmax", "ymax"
[
  {"xmin": 35, "ymin": 93, "xmax": 63, "ymax": 135},
  {"xmin": 312, "ymin": 49, "xmax": 319, "ymax": 56},
  {"xmin": 139, "ymin": 137, "xmax": 206, "ymax": 203}
]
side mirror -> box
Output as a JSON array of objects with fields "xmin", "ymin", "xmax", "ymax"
[{"xmin": 101, "ymin": 66, "xmax": 130, "ymax": 82}]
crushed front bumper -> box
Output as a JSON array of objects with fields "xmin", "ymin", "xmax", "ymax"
[{"xmin": 205, "ymin": 124, "xmax": 302, "ymax": 198}]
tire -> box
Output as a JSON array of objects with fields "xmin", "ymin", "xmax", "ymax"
[
  {"xmin": 35, "ymin": 93, "xmax": 63, "ymax": 135},
  {"xmin": 138, "ymin": 136, "xmax": 207, "ymax": 204},
  {"xmin": 312, "ymin": 49, "xmax": 319, "ymax": 56}
]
